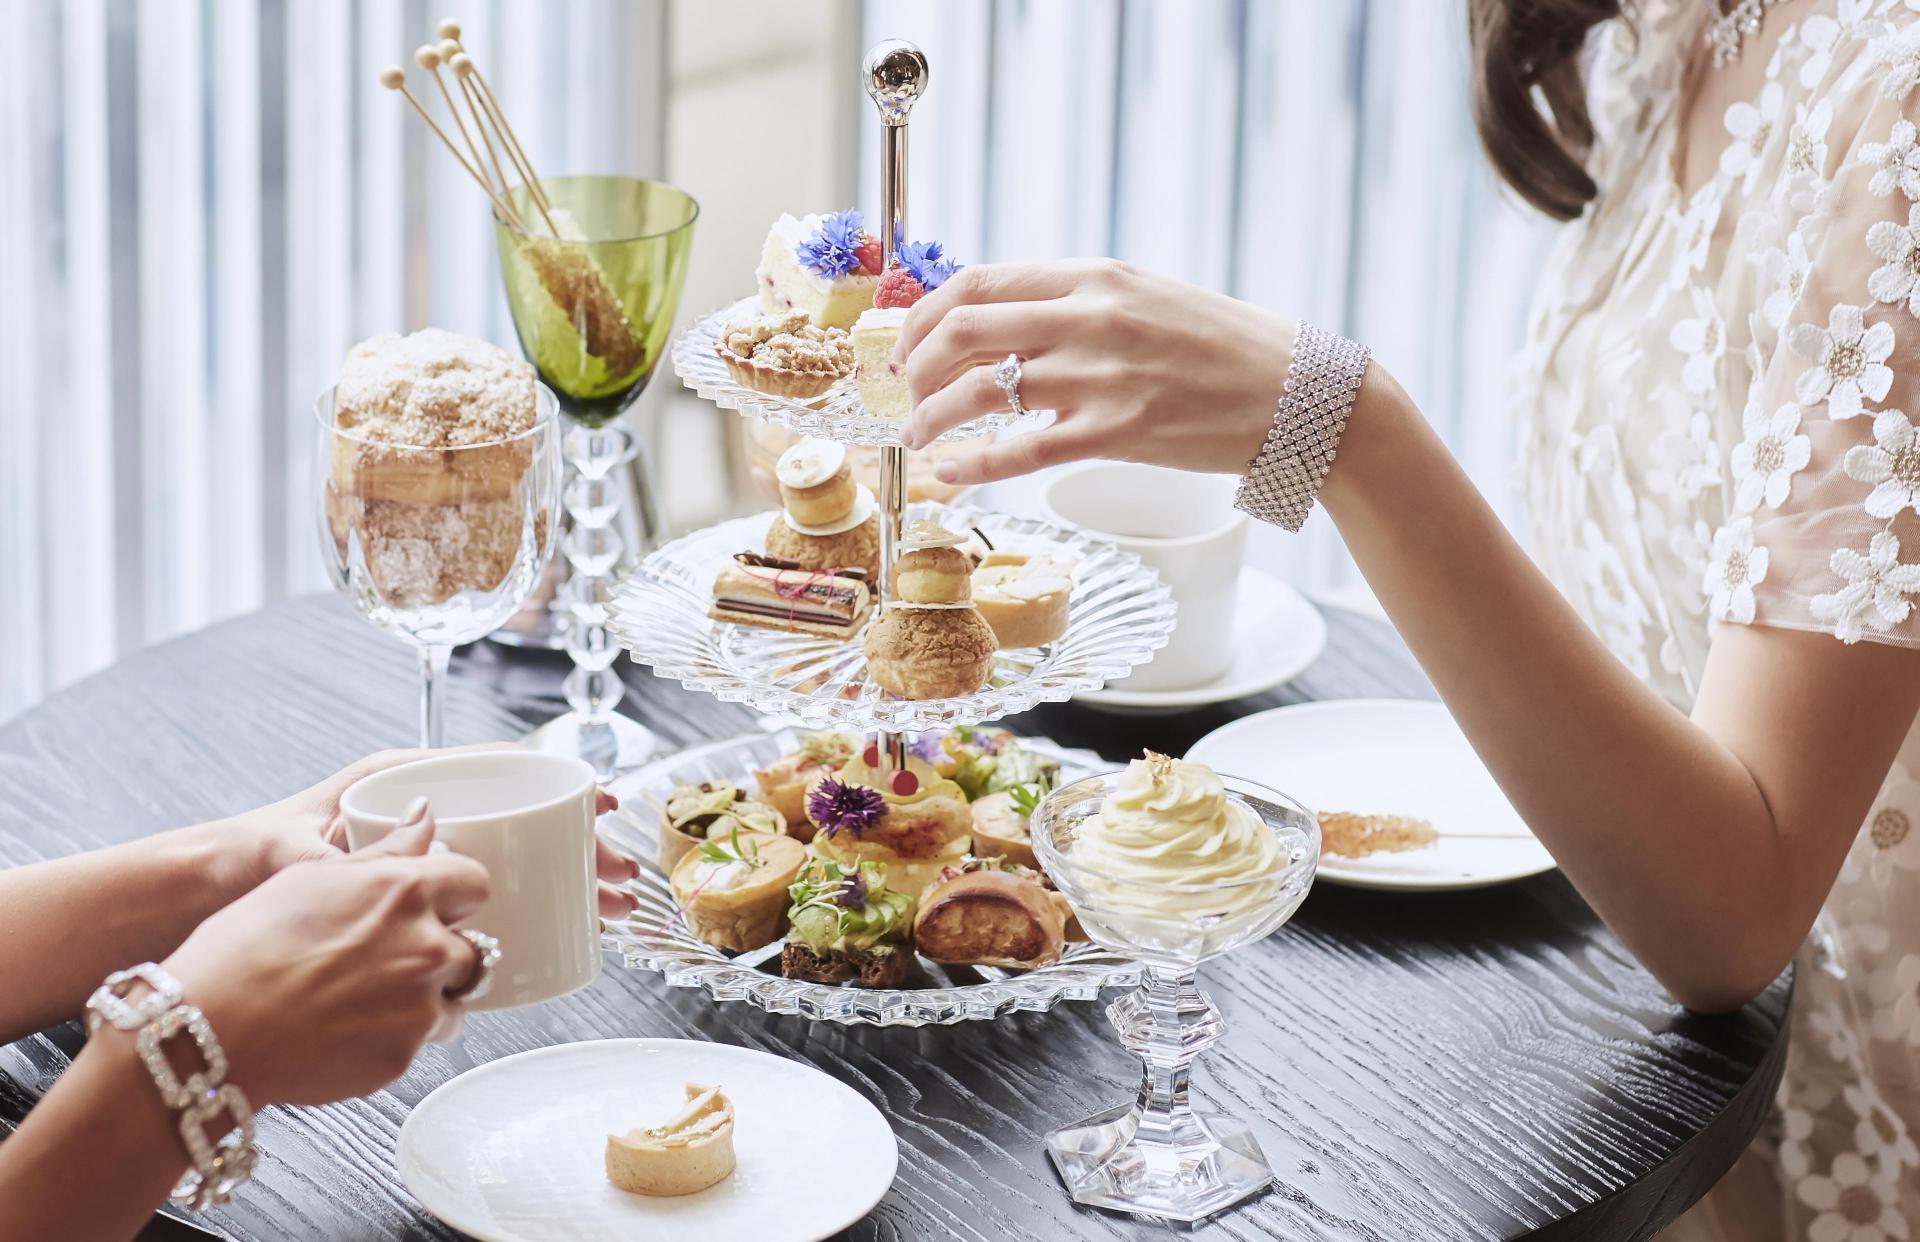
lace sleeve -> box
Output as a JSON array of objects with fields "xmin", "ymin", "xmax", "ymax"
[{"xmin": 1742, "ymin": 21, "xmax": 1920, "ymax": 646}]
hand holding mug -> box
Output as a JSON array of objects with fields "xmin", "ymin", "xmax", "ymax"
[{"xmin": 158, "ymin": 806, "xmax": 491, "ymax": 1108}]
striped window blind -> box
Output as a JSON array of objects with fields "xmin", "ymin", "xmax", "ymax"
[{"xmin": 2, "ymin": 0, "xmax": 1556, "ymax": 722}]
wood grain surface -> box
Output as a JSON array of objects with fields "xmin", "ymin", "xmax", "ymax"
[{"xmin": 0, "ymin": 595, "xmax": 1791, "ymax": 1242}]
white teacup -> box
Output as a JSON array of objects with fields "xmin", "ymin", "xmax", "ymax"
[
  {"xmin": 1043, "ymin": 463, "xmax": 1247, "ymax": 692},
  {"xmin": 339, "ymin": 751, "xmax": 601, "ymax": 1011}
]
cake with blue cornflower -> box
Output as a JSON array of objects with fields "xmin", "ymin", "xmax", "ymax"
[{"xmin": 755, "ymin": 210, "xmax": 883, "ymax": 329}]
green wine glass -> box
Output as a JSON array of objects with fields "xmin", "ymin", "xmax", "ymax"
[{"xmin": 495, "ymin": 175, "xmax": 697, "ymax": 778}]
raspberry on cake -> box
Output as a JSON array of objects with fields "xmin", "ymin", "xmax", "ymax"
[{"xmin": 755, "ymin": 210, "xmax": 883, "ymax": 330}]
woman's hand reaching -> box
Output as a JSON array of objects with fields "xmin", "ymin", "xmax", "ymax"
[{"xmin": 895, "ymin": 259, "xmax": 1294, "ymax": 484}]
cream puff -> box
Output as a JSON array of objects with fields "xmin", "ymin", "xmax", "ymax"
[
  {"xmin": 862, "ymin": 520, "xmax": 997, "ymax": 700},
  {"xmin": 763, "ymin": 438, "xmax": 881, "ymax": 580},
  {"xmin": 864, "ymin": 606, "xmax": 997, "ymax": 700}
]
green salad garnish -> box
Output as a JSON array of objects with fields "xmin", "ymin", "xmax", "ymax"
[
  {"xmin": 1006, "ymin": 782, "xmax": 1042, "ymax": 818},
  {"xmin": 785, "ymin": 858, "xmax": 915, "ymax": 955}
]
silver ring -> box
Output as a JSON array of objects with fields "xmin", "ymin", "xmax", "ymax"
[
  {"xmin": 448, "ymin": 929, "xmax": 501, "ymax": 1003},
  {"xmin": 994, "ymin": 353, "xmax": 1026, "ymax": 416}
]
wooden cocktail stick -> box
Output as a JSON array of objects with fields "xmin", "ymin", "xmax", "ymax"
[
  {"xmin": 415, "ymin": 44, "xmax": 495, "ymax": 197},
  {"xmin": 451, "ymin": 52, "xmax": 557, "ymax": 235},
  {"xmin": 378, "ymin": 65, "xmax": 524, "ymax": 228},
  {"xmin": 439, "ymin": 17, "xmax": 553, "ymax": 214},
  {"xmin": 445, "ymin": 49, "xmax": 519, "ymax": 221}
]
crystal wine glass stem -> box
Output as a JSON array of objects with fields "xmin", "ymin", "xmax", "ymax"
[
  {"xmin": 418, "ymin": 643, "xmax": 452, "ymax": 749},
  {"xmin": 561, "ymin": 424, "xmax": 630, "ymax": 731},
  {"xmin": 1112, "ymin": 965, "xmax": 1226, "ymax": 1151}
]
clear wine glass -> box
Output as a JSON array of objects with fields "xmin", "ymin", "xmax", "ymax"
[
  {"xmin": 493, "ymin": 175, "xmax": 697, "ymax": 779},
  {"xmin": 314, "ymin": 384, "xmax": 562, "ymax": 747},
  {"xmin": 1030, "ymin": 772, "xmax": 1319, "ymax": 1223}
]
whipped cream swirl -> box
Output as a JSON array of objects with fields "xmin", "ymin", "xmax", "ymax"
[{"xmin": 1072, "ymin": 755, "xmax": 1285, "ymax": 926}]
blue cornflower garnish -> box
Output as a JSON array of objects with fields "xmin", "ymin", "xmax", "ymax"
[
  {"xmin": 796, "ymin": 210, "xmax": 867, "ymax": 279},
  {"xmin": 906, "ymin": 733, "xmax": 945, "ymax": 764},
  {"xmin": 899, "ymin": 239, "xmax": 959, "ymax": 291},
  {"xmin": 807, "ymin": 777, "xmax": 887, "ymax": 839}
]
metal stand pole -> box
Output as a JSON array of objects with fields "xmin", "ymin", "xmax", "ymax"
[{"xmin": 865, "ymin": 40, "xmax": 928, "ymax": 772}]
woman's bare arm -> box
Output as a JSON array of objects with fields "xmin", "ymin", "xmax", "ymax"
[
  {"xmin": 897, "ymin": 261, "xmax": 1919, "ymax": 1010},
  {"xmin": 1324, "ymin": 370, "xmax": 1920, "ymax": 1009}
]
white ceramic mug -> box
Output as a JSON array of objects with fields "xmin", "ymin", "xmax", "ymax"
[
  {"xmin": 339, "ymin": 751, "xmax": 601, "ymax": 1011},
  {"xmin": 1042, "ymin": 463, "xmax": 1247, "ymax": 692}
]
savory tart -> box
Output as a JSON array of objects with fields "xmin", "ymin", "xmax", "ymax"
[
  {"xmin": 658, "ymin": 782, "xmax": 786, "ymax": 874},
  {"xmin": 781, "ymin": 858, "xmax": 917, "ymax": 988},
  {"xmin": 668, "ymin": 830, "xmax": 809, "ymax": 952},
  {"xmin": 805, "ymin": 749, "xmax": 972, "ymax": 898},
  {"xmin": 968, "ymin": 784, "xmax": 1044, "ymax": 871},
  {"xmin": 605, "ymin": 1083, "xmax": 736, "ymax": 1196},
  {"xmin": 912, "ymin": 860, "xmax": 1069, "ymax": 970},
  {"xmin": 753, "ymin": 731, "xmax": 860, "ymax": 838}
]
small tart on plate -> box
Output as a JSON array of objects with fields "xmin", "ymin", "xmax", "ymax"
[{"xmin": 605, "ymin": 1083, "xmax": 736, "ymax": 1197}]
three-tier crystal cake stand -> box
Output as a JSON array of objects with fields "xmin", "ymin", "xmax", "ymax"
[{"xmin": 601, "ymin": 40, "xmax": 1177, "ymax": 1027}]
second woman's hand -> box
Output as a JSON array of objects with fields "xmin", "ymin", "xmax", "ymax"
[
  {"xmin": 894, "ymin": 259, "xmax": 1294, "ymax": 484},
  {"xmin": 160, "ymin": 801, "xmax": 492, "ymax": 1108}
]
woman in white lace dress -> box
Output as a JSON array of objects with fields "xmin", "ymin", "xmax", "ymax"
[{"xmin": 891, "ymin": 1, "xmax": 1920, "ymax": 1236}]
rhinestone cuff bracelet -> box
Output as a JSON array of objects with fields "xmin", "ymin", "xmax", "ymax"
[
  {"xmin": 1234, "ymin": 321, "xmax": 1371, "ymax": 533},
  {"xmin": 86, "ymin": 963, "xmax": 259, "ymax": 1211}
]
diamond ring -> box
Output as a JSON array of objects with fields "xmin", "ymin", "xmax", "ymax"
[
  {"xmin": 994, "ymin": 353, "xmax": 1026, "ymax": 416},
  {"xmin": 448, "ymin": 928, "xmax": 502, "ymax": 1003}
]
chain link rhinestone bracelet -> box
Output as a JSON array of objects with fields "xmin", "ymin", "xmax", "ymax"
[
  {"xmin": 1234, "ymin": 321, "xmax": 1371, "ymax": 533},
  {"xmin": 85, "ymin": 963, "xmax": 259, "ymax": 1211}
]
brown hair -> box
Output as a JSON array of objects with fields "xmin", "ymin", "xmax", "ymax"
[{"xmin": 1468, "ymin": 0, "xmax": 1629, "ymax": 221}]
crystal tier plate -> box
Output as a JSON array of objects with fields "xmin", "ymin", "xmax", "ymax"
[
  {"xmin": 598, "ymin": 729, "xmax": 1141, "ymax": 1027},
  {"xmin": 608, "ymin": 503, "xmax": 1176, "ymax": 733},
  {"xmin": 672, "ymin": 296, "xmax": 1045, "ymax": 447}
]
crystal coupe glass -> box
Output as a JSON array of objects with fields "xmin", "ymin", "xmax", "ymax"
[
  {"xmin": 1031, "ymin": 772, "xmax": 1319, "ymax": 1222},
  {"xmin": 494, "ymin": 175, "xmax": 697, "ymax": 778},
  {"xmin": 315, "ymin": 384, "xmax": 561, "ymax": 747}
]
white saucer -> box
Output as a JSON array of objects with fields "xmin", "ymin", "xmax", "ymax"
[
  {"xmin": 397, "ymin": 1039, "xmax": 897, "ymax": 1242},
  {"xmin": 1078, "ymin": 568, "xmax": 1325, "ymax": 714},
  {"xmin": 1186, "ymin": 699, "xmax": 1558, "ymax": 891}
]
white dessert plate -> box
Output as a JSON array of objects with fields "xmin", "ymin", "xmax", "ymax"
[
  {"xmin": 397, "ymin": 1039, "xmax": 897, "ymax": 1242},
  {"xmin": 1077, "ymin": 568, "xmax": 1324, "ymax": 714},
  {"xmin": 1185, "ymin": 699, "xmax": 1557, "ymax": 891}
]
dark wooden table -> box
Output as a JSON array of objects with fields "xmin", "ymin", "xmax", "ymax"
[{"xmin": 0, "ymin": 595, "xmax": 1790, "ymax": 1242}]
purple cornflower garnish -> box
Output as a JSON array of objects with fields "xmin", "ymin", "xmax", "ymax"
[
  {"xmin": 899, "ymin": 239, "xmax": 959, "ymax": 291},
  {"xmin": 906, "ymin": 733, "xmax": 944, "ymax": 764},
  {"xmin": 807, "ymin": 777, "xmax": 886, "ymax": 839},
  {"xmin": 796, "ymin": 210, "xmax": 867, "ymax": 279},
  {"xmin": 834, "ymin": 869, "xmax": 870, "ymax": 909}
]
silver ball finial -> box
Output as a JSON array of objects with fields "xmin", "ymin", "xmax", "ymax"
[{"xmin": 864, "ymin": 40, "xmax": 928, "ymax": 126}]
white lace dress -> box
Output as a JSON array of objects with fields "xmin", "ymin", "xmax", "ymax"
[{"xmin": 1522, "ymin": 2, "xmax": 1920, "ymax": 1237}]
